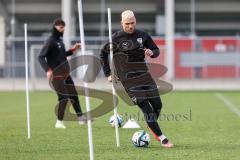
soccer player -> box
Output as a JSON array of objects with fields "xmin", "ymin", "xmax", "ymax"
[
  {"xmin": 38, "ymin": 18, "xmax": 86, "ymax": 129},
  {"xmin": 100, "ymin": 10, "xmax": 173, "ymax": 148}
]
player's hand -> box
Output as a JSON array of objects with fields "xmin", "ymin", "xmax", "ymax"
[
  {"xmin": 107, "ymin": 75, "xmax": 119, "ymax": 83},
  {"xmin": 47, "ymin": 69, "xmax": 52, "ymax": 79},
  {"xmin": 74, "ymin": 43, "xmax": 81, "ymax": 49},
  {"xmin": 70, "ymin": 43, "xmax": 81, "ymax": 52},
  {"xmin": 107, "ymin": 75, "xmax": 112, "ymax": 82},
  {"xmin": 144, "ymin": 48, "xmax": 154, "ymax": 57}
]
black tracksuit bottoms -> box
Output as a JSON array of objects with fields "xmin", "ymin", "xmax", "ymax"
[
  {"xmin": 136, "ymin": 96, "xmax": 163, "ymax": 140},
  {"xmin": 51, "ymin": 76, "xmax": 82, "ymax": 121}
]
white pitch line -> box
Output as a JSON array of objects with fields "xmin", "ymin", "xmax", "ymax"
[{"xmin": 215, "ymin": 93, "xmax": 240, "ymax": 117}]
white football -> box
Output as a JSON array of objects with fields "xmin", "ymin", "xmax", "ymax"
[
  {"xmin": 132, "ymin": 130, "xmax": 150, "ymax": 147},
  {"xmin": 109, "ymin": 114, "xmax": 123, "ymax": 127}
]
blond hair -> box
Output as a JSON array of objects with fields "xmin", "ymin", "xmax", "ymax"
[{"xmin": 121, "ymin": 10, "xmax": 135, "ymax": 20}]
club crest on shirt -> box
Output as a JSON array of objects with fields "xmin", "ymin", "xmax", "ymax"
[
  {"xmin": 137, "ymin": 38, "xmax": 143, "ymax": 44},
  {"xmin": 137, "ymin": 38, "xmax": 143, "ymax": 49}
]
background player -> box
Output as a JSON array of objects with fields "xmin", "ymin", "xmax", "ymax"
[{"xmin": 38, "ymin": 18, "xmax": 86, "ymax": 129}]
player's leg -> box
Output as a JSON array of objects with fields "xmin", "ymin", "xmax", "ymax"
[
  {"xmin": 52, "ymin": 78, "xmax": 69, "ymax": 128},
  {"xmin": 57, "ymin": 98, "xmax": 68, "ymax": 121},
  {"xmin": 65, "ymin": 76, "xmax": 83, "ymax": 116},
  {"xmin": 137, "ymin": 99, "xmax": 173, "ymax": 147},
  {"xmin": 65, "ymin": 76, "xmax": 87, "ymax": 124},
  {"xmin": 137, "ymin": 99, "xmax": 162, "ymax": 137},
  {"xmin": 148, "ymin": 96, "xmax": 162, "ymax": 119},
  {"xmin": 148, "ymin": 97, "xmax": 173, "ymax": 147}
]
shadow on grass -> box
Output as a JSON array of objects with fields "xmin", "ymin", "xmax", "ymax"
[{"xmin": 149, "ymin": 143, "xmax": 240, "ymax": 151}]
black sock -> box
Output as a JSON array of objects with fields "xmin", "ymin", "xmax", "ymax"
[{"xmin": 162, "ymin": 138, "xmax": 169, "ymax": 144}]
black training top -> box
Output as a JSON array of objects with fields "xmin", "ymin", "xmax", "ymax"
[
  {"xmin": 100, "ymin": 29, "xmax": 160, "ymax": 77},
  {"xmin": 38, "ymin": 27, "xmax": 73, "ymax": 75}
]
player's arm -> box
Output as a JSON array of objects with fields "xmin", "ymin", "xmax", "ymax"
[
  {"xmin": 66, "ymin": 43, "xmax": 81, "ymax": 56},
  {"xmin": 100, "ymin": 32, "xmax": 119, "ymax": 82},
  {"xmin": 38, "ymin": 39, "xmax": 53, "ymax": 79},
  {"xmin": 38, "ymin": 39, "xmax": 52, "ymax": 72},
  {"xmin": 100, "ymin": 43, "xmax": 111, "ymax": 79},
  {"xmin": 144, "ymin": 33, "xmax": 160, "ymax": 58}
]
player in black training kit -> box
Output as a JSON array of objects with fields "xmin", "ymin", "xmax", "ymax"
[
  {"xmin": 38, "ymin": 18, "xmax": 86, "ymax": 129},
  {"xmin": 100, "ymin": 10, "xmax": 173, "ymax": 148}
]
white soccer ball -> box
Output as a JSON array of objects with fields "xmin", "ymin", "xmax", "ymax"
[
  {"xmin": 132, "ymin": 130, "xmax": 150, "ymax": 147},
  {"xmin": 109, "ymin": 114, "xmax": 123, "ymax": 127}
]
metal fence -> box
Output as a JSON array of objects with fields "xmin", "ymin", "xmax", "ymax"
[
  {"xmin": 1, "ymin": 36, "xmax": 240, "ymax": 89},
  {"xmin": 3, "ymin": 36, "xmax": 107, "ymax": 79}
]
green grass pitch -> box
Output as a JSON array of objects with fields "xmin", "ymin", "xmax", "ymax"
[{"xmin": 0, "ymin": 91, "xmax": 240, "ymax": 160}]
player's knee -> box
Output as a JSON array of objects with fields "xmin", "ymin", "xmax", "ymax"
[
  {"xmin": 58, "ymin": 95, "xmax": 69, "ymax": 102},
  {"xmin": 144, "ymin": 112, "xmax": 158, "ymax": 122},
  {"xmin": 152, "ymin": 97, "xmax": 163, "ymax": 110}
]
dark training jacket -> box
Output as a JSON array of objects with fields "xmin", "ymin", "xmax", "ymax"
[
  {"xmin": 38, "ymin": 27, "xmax": 73, "ymax": 76},
  {"xmin": 100, "ymin": 29, "xmax": 160, "ymax": 78},
  {"xmin": 100, "ymin": 29, "xmax": 160, "ymax": 101}
]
